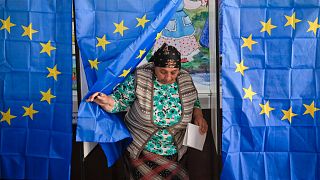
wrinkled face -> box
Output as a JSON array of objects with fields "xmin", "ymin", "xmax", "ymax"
[{"xmin": 154, "ymin": 67, "xmax": 179, "ymax": 84}]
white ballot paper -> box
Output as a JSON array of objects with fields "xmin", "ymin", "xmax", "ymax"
[{"xmin": 183, "ymin": 123, "xmax": 207, "ymax": 151}]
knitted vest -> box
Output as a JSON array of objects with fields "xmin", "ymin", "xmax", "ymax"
[{"xmin": 125, "ymin": 63, "xmax": 198, "ymax": 160}]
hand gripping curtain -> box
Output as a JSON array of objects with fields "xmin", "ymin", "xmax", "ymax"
[{"xmin": 75, "ymin": 0, "xmax": 182, "ymax": 166}]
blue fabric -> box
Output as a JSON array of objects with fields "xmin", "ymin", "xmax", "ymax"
[
  {"xmin": 75, "ymin": 0, "xmax": 182, "ymax": 167},
  {"xmin": 200, "ymin": 17, "xmax": 209, "ymax": 48},
  {"xmin": 0, "ymin": 0, "xmax": 72, "ymax": 179},
  {"xmin": 221, "ymin": 0, "xmax": 320, "ymax": 179}
]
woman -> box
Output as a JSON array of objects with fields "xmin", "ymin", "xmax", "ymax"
[{"xmin": 87, "ymin": 43, "xmax": 208, "ymax": 179}]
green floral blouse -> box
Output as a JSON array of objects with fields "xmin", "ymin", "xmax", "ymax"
[{"xmin": 110, "ymin": 74, "xmax": 201, "ymax": 156}]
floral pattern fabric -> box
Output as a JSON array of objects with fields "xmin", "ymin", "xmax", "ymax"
[
  {"xmin": 146, "ymin": 80, "xmax": 181, "ymax": 155},
  {"xmin": 110, "ymin": 74, "xmax": 201, "ymax": 156}
]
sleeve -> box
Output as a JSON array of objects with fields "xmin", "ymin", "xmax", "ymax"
[
  {"xmin": 193, "ymin": 96, "xmax": 202, "ymax": 109},
  {"xmin": 109, "ymin": 74, "xmax": 136, "ymax": 112}
]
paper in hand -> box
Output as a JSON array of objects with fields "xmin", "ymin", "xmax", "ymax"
[{"xmin": 183, "ymin": 123, "xmax": 207, "ymax": 151}]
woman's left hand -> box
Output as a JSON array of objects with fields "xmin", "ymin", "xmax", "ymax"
[{"xmin": 194, "ymin": 116, "xmax": 208, "ymax": 135}]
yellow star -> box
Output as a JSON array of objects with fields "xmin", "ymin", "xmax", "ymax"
[
  {"xmin": 281, "ymin": 107, "xmax": 297, "ymax": 124},
  {"xmin": 243, "ymin": 85, "xmax": 257, "ymax": 102},
  {"xmin": 40, "ymin": 88, "xmax": 56, "ymax": 104},
  {"xmin": 307, "ymin": 17, "xmax": 320, "ymax": 35},
  {"xmin": 40, "ymin": 40, "xmax": 56, "ymax": 56},
  {"xmin": 260, "ymin": 18, "xmax": 277, "ymax": 35},
  {"xmin": 22, "ymin": 23, "xmax": 38, "ymax": 40},
  {"xmin": 22, "ymin": 104, "xmax": 39, "ymax": 120},
  {"xmin": 284, "ymin": 12, "xmax": 301, "ymax": 29},
  {"xmin": 241, "ymin": 34, "xmax": 257, "ymax": 51},
  {"xmin": 0, "ymin": 16, "xmax": 16, "ymax": 33},
  {"xmin": 96, "ymin": 35, "xmax": 110, "ymax": 51},
  {"xmin": 88, "ymin": 58, "xmax": 100, "ymax": 70},
  {"xmin": 113, "ymin": 20, "xmax": 129, "ymax": 36},
  {"xmin": 235, "ymin": 60, "xmax": 248, "ymax": 76},
  {"xmin": 119, "ymin": 68, "xmax": 131, "ymax": 77},
  {"xmin": 136, "ymin": 14, "xmax": 150, "ymax": 28},
  {"xmin": 47, "ymin": 65, "xmax": 61, "ymax": 81},
  {"xmin": 136, "ymin": 49, "xmax": 146, "ymax": 59},
  {"xmin": 0, "ymin": 109, "xmax": 16, "ymax": 125},
  {"xmin": 303, "ymin": 101, "xmax": 319, "ymax": 119},
  {"xmin": 155, "ymin": 31, "xmax": 162, "ymax": 40},
  {"xmin": 259, "ymin": 101, "xmax": 275, "ymax": 118}
]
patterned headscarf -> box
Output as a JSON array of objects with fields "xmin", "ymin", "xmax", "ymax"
[{"xmin": 150, "ymin": 43, "xmax": 181, "ymax": 68}]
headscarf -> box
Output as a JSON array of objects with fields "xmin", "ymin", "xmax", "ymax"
[{"xmin": 150, "ymin": 43, "xmax": 181, "ymax": 68}]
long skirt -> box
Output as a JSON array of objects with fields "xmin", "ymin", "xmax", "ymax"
[{"xmin": 126, "ymin": 150, "xmax": 189, "ymax": 180}]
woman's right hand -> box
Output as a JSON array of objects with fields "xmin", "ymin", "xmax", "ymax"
[{"xmin": 86, "ymin": 92, "xmax": 115, "ymax": 112}]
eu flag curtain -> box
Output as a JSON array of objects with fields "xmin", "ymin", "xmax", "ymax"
[
  {"xmin": 75, "ymin": 0, "xmax": 182, "ymax": 166},
  {"xmin": 221, "ymin": 0, "xmax": 320, "ymax": 179},
  {"xmin": 0, "ymin": 0, "xmax": 72, "ymax": 179}
]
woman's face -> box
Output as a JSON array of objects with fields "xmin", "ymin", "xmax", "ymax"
[{"xmin": 154, "ymin": 67, "xmax": 179, "ymax": 84}]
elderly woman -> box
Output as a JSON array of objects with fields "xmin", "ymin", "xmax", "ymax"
[{"xmin": 87, "ymin": 43, "xmax": 208, "ymax": 179}]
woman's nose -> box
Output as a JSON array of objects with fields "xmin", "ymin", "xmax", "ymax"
[{"xmin": 165, "ymin": 75, "xmax": 171, "ymax": 81}]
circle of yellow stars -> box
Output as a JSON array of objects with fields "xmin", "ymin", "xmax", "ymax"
[
  {"xmin": 0, "ymin": 16, "xmax": 61, "ymax": 125},
  {"xmin": 89, "ymin": 14, "xmax": 162, "ymax": 79},
  {"xmin": 234, "ymin": 12, "xmax": 320, "ymax": 124}
]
